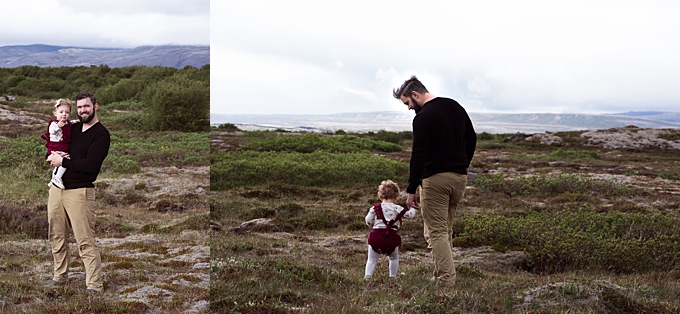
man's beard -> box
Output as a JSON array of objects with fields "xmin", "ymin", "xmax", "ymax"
[
  {"xmin": 411, "ymin": 96, "xmax": 423, "ymax": 114},
  {"xmin": 78, "ymin": 109, "xmax": 95, "ymax": 123}
]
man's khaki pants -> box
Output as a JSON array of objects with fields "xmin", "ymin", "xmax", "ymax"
[
  {"xmin": 421, "ymin": 172, "xmax": 467, "ymax": 286},
  {"xmin": 47, "ymin": 186, "xmax": 103, "ymax": 291}
]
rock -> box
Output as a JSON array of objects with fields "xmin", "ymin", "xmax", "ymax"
[
  {"xmin": 526, "ymin": 133, "xmax": 564, "ymax": 146},
  {"xmin": 453, "ymin": 246, "xmax": 527, "ymax": 273},
  {"xmin": 210, "ymin": 221, "xmax": 223, "ymax": 231},
  {"xmin": 580, "ymin": 128, "xmax": 680, "ymax": 150},
  {"xmin": 467, "ymin": 172, "xmax": 478, "ymax": 183},
  {"xmin": 153, "ymin": 200, "xmax": 186, "ymax": 213},
  {"xmin": 504, "ymin": 133, "xmax": 533, "ymax": 142},
  {"xmin": 239, "ymin": 218, "xmax": 275, "ymax": 230}
]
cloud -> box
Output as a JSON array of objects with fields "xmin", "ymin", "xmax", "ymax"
[{"xmin": 1, "ymin": 0, "xmax": 209, "ymax": 48}]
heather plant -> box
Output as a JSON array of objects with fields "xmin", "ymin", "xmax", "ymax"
[
  {"xmin": 513, "ymin": 148, "xmax": 601, "ymax": 162},
  {"xmin": 0, "ymin": 205, "xmax": 48, "ymax": 238}
]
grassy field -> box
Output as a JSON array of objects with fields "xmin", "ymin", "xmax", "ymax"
[
  {"xmin": 210, "ymin": 129, "xmax": 680, "ymax": 313},
  {"xmin": 0, "ymin": 100, "xmax": 210, "ymax": 313}
]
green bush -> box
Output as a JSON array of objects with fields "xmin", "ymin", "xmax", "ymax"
[
  {"xmin": 243, "ymin": 133, "xmax": 402, "ymax": 153},
  {"xmin": 215, "ymin": 123, "xmax": 239, "ymax": 131},
  {"xmin": 456, "ymin": 210, "xmax": 680, "ymax": 274},
  {"xmin": 477, "ymin": 132, "xmax": 495, "ymax": 141},
  {"xmin": 210, "ymin": 151, "xmax": 408, "ymax": 190},
  {"xmin": 370, "ymin": 130, "xmax": 412, "ymax": 145},
  {"xmin": 142, "ymin": 75, "xmax": 209, "ymax": 132},
  {"xmin": 0, "ymin": 136, "xmax": 46, "ymax": 168},
  {"xmin": 96, "ymin": 79, "xmax": 147, "ymax": 104}
]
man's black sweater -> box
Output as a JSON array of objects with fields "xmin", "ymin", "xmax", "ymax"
[
  {"xmin": 62, "ymin": 122, "xmax": 110, "ymax": 189},
  {"xmin": 407, "ymin": 97, "xmax": 477, "ymax": 194}
]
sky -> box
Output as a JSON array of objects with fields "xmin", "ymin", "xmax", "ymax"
[
  {"xmin": 1, "ymin": 0, "xmax": 209, "ymax": 48},
  {"xmin": 212, "ymin": 0, "xmax": 680, "ymax": 115}
]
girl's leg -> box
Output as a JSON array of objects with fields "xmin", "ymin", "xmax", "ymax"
[
  {"xmin": 388, "ymin": 247, "xmax": 399, "ymax": 277},
  {"xmin": 365, "ymin": 246, "xmax": 380, "ymax": 278},
  {"xmin": 55, "ymin": 166, "xmax": 66, "ymax": 179}
]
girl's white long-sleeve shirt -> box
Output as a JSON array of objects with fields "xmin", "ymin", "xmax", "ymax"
[{"xmin": 365, "ymin": 202, "xmax": 417, "ymax": 230}]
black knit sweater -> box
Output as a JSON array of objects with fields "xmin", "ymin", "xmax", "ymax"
[
  {"xmin": 62, "ymin": 122, "xmax": 110, "ymax": 189},
  {"xmin": 407, "ymin": 97, "xmax": 477, "ymax": 194}
]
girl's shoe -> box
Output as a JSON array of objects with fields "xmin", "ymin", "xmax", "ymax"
[{"xmin": 51, "ymin": 177, "xmax": 65, "ymax": 189}]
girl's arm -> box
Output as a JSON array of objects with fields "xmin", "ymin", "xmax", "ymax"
[
  {"xmin": 365, "ymin": 208, "xmax": 376, "ymax": 226},
  {"xmin": 48, "ymin": 121, "xmax": 60, "ymax": 135},
  {"xmin": 402, "ymin": 207, "xmax": 418, "ymax": 219}
]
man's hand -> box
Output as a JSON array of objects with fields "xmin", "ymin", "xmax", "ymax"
[
  {"xmin": 46, "ymin": 151, "xmax": 67, "ymax": 167},
  {"xmin": 406, "ymin": 193, "xmax": 420, "ymax": 210}
]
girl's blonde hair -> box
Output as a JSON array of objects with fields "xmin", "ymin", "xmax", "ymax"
[
  {"xmin": 377, "ymin": 180, "xmax": 400, "ymax": 200},
  {"xmin": 54, "ymin": 98, "xmax": 71, "ymax": 110}
]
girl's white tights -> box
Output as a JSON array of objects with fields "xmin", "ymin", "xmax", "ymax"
[{"xmin": 364, "ymin": 246, "xmax": 399, "ymax": 278}]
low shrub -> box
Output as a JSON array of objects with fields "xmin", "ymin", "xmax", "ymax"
[
  {"xmin": 475, "ymin": 173, "xmax": 641, "ymax": 197},
  {"xmin": 477, "ymin": 132, "xmax": 495, "ymax": 141},
  {"xmin": 214, "ymin": 123, "xmax": 240, "ymax": 131},
  {"xmin": 457, "ymin": 210, "xmax": 680, "ymax": 274},
  {"xmin": 243, "ymin": 133, "xmax": 402, "ymax": 153},
  {"xmin": 369, "ymin": 130, "xmax": 412, "ymax": 145},
  {"xmin": 102, "ymin": 131, "xmax": 209, "ymax": 173},
  {"xmin": 0, "ymin": 136, "xmax": 46, "ymax": 169},
  {"xmin": 210, "ymin": 151, "xmax": 408, "ymax": 190}
]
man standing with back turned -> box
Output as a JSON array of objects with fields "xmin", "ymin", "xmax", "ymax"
[
  {"xmin": 393, "ymin": 76, "xmax": 476, "ymax": 286},
  {"xmin": 46, "ymin": 91, "xmax": 110, "ymax": 293}
]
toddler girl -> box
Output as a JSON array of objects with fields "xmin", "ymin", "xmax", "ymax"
[
  {"xmin": 41, "ymin": 99, "xmax": 73, "ymax": 189},
  {"xmin": 364, "ymin": 180, "xmax": 417, "ymax": 280}
]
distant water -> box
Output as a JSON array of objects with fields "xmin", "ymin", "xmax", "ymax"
[{"xmin": 211, "ymin": 112, "xmax": 680, "ymax": 134}]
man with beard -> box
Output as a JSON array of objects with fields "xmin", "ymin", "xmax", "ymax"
[
  {"xmin": 46, "ymin": 91, "xmax": 110, "ymax": 293},
  {"xmin": 393, "ymin": 76, "xmax": 476, "ymax": 286}
]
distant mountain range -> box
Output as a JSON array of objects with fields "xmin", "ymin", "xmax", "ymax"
[
  {"xmin": 0, "ymin": 44, "xmax": 209, "ymax": 68},
  {"xmin": 211, "ymin": 111, "xmax": 680, "ymax": 134}
]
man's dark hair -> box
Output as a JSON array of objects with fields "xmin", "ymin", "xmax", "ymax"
[
  {"xmin": 75, "ymin": 91, "xmax": 97, "ymax": 105},
  {"xmin": 393, "ymin": 76, "xmax": 429, "ymax": 99}
]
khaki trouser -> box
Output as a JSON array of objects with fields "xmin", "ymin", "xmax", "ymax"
[
  {"xmin": 47, "ymin": 186, "xmax": 103, "ymax": 291},
  {"xmin": 420, "ymin": 172, "xmax": 467, "ymax": 286}
]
